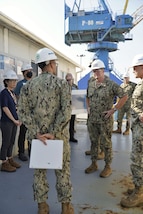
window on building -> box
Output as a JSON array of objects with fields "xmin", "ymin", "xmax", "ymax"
[
  {"xmin": 4, "ymin": 56, "xmax": 15, "ymax": 71},
  {"xmin": 0, "ymin": 55, "xmax": 4, "ymax": 69}
]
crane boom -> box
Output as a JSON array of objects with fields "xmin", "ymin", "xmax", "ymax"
[
  {"xmin": 99, "ymin": 0, "xmax": 109, "ymax": 12},
  {"xmin": 123, "ymin": 0, "xmax": 129, "ymax": 14},
  {"xmin": 72, "ymin": 0, "xmax": 81, "ymax": 12},
  {"xmin": 132, "ymin": 5, "xmax": 143, "ymax": 27}
]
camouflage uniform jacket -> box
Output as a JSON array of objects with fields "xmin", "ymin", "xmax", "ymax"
[
  {"xmin": 131, "ymin": 79, "xmax": 143, "ymax": 125},
  {"xmin": 120, "ymin": 81, "xmax": 136, "ymax": 109},
  {"xmin": 87, "ymin": 75, "xmax": 127, "ymax": 123},
  {"xmin": 17, "ymin": 72, "xmax": 72, "ymax": 141}
]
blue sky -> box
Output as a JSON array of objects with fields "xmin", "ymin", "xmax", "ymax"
[{"xmin": 0, "ymin": 0, "xmax": 143, "ymax": 81}]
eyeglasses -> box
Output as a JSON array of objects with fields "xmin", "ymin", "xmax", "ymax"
[{"xmin": 66, "ymin": 79, "xmax": 72, "ymax": 81}]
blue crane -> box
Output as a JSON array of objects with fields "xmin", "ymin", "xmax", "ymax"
[{"xmin": 65, "ymin": 0, "xmax": 143, "ymax": 87}]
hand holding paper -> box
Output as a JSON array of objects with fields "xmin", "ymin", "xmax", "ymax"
[{"xmin": 36, "ymin": 133, "xmax": 55, "ymax": 145}]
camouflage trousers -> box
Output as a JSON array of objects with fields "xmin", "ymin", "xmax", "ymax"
[
  {"xmin": 130, "ymin": 123, "xmax": 143, "ymax": 187},
  {"xmin": 117, "ymin": 107, "xmax": 131, "ymax": 130},
  {"xmin": 87, "ymin": 118, "xmax": 101, "ymax": 152},
  {"xmin": 88, "ymin": 121, "xmax": 113, "ymax": 164},
  {"xmin": 33, "ymin": 141, "xmax": 72, "ymax": 203}
]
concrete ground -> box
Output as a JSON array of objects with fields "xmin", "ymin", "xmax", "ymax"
[{"xmin": 0, "ymin": 121, "xmax": 143, "ymax": 214}]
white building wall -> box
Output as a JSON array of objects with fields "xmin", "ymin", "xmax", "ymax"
[
  {"xmin": 58, "ymin": 57, "xmax": 77, "ymax": 83},
  {"xmin": 0, "ymin": 26, "xmax": 78, "ymax": 81},
  {"xmin": 8, "ymin": 31, "xmax": 39, "ymax": 62},
  {"xmin": 0, "ymin": 26, "xmax": 4, "ymax": 51}
]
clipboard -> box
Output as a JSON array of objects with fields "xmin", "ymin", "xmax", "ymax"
[{"xmin": 29, "ymin": 139, "xmax": 63, "ymax": 169}]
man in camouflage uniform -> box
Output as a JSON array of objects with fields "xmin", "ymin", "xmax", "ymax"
[
  {"xmin": 85, "ymin": 76, "xmax": 105, "ymax": 160},
  {"xmin": 113, "ymin": 71, "xmax": 136, "ymax": 135},
  {"xmin": 120, "ymin": 54, "xmax": 143, "ymax": 207},
  {"xmin": 85, "ymin": 59, "xmax": 128, "ymax": 178},
  {"xmin": 18, "ymin": 48, "xmax": 74, "ymax": 214}
]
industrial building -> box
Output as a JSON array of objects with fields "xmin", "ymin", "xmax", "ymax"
[{"xmin": 0, "ymin": 11, "xmax": 81, "ymax": 92}]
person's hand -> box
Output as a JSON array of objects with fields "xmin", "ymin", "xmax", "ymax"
[
  {"xmin": 36, "ymin": 133, "xmax": 55, "ymax": 145},
  {"xmin": 103, "ymin": 109, "xmax": 115, "ymax": 119},
  {"xmin": 19, "ymin": 121, "xmax": 22, "ymax": 126},
  {"xmin": 14, "ymin": 119, "xmax": 21, "ymax": 126},
  {"xmin": 139, "ymin": 113, "xmax": 143, "ymax": 123}
]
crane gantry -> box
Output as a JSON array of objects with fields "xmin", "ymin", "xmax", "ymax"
[{"xmin": 65, "ymin": 0, "xmax": 143, "ymax": 84}]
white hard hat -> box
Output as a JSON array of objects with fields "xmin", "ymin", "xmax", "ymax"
[
  {"xmin": 132, "ymin": 54, "xmax": 143, "ymax": 67},
  {"xmin": 21, "ymin": 64, "xmax": 33, "ymax": 72},
  {"xmin": 35, "ymin": 47, "xmax": 57, "ymax": 64},
  {"xmin": 91, "ymin": 59, "xmax": 105, "ymax": 70},
  {"xmin": 3, "ymin": 70, "xmax": 18, "ymax": 80}
]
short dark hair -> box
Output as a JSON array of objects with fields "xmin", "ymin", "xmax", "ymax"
[
  {"xmin": 3, "ymin": 79, "xmax": 9, "ymax": 87},
  {"xmin": 38, "ymin": 62, "xmax": 46, "ymax": 70}
]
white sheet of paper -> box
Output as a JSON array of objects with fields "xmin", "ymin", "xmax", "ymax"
[{"xmin": 29, "ymin": 139, "xmax": 63, "ymax": 169}]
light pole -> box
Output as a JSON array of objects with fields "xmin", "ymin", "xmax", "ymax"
[{"xmin": 77, "ymin": 54, "xmax": 85, "ymax": 79}]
